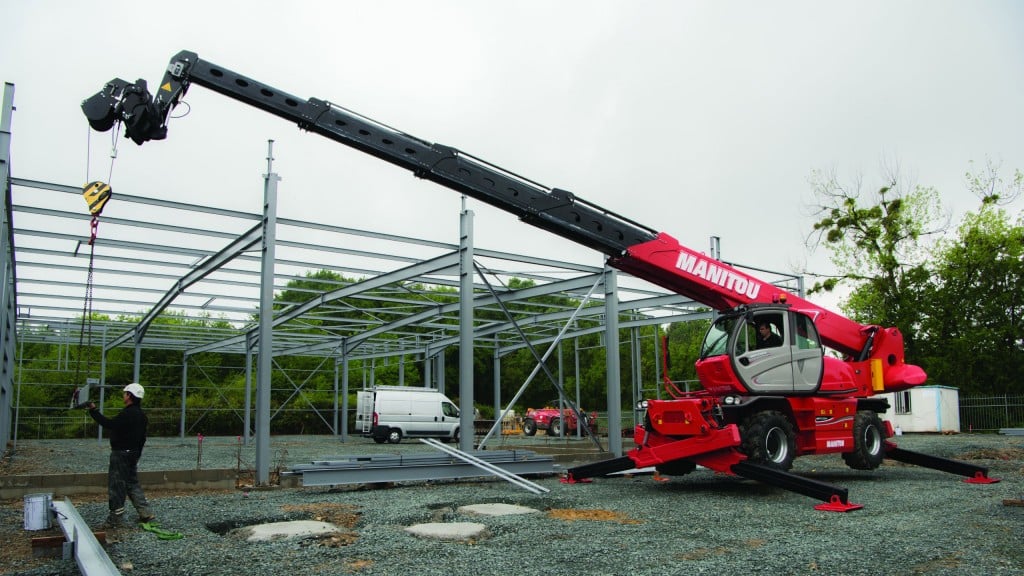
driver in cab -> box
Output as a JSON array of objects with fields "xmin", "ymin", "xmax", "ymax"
[{"xmin": 755, "ymin": 320, "xmax": 783, "ymax": 349}]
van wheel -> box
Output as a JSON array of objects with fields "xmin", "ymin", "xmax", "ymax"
[{"xmin": 387, "ymin": 429, "xmax": 403, "ymax": 444}]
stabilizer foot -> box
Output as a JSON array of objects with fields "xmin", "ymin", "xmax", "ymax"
[
  {"xmin": 814, "ymin": 495, "xmax": 863, "ymax": 513},
  {"xmin": 964, "ymin": 471, "xmax": 1000, "ymax": 484}
]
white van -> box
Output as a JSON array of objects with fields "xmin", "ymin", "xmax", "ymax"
[{"xmin": 355, "ymin": 386, "xmax": 461, "ymax": 444}]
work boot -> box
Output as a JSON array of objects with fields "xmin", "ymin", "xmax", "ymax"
[
  {"xmin": 103, "ymin": 509, "xmax": 126, "ymax": 529},
  {"xmin": 136, "ymin": 506, "xmax": 156, "ymax": 523}
]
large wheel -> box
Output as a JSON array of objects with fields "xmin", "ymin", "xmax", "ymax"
[
  {"xmin": 386, "ymin": 428, "xmax": 403, "ymax": 444},
  {"xmin": 741, "ymin": 410, "xmax": 797, "ymax": 471},
  {"xmin": 523, "ymin": 418, "xmax": 538, "ymax": 437},
  {"xmin": 842, "ymin": 411, "xmax": 886, "ymax": 470},
  {"xmin": 547, "ymin": 417, "xmax": 562, "ymax": 436}
]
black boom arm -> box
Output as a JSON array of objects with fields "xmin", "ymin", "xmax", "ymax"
[{"xmin": 82, "ymin": 50, "xmax": 657, "ymax": 257}]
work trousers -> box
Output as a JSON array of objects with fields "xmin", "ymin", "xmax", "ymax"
[{"xmin": 108, "ymin": 449, "xmax": 149, "ymax": 515}]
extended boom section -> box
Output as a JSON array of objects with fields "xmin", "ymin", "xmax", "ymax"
[{"xmin": 82, "ymin": 51, "xmax": 657, "ymax": 258}]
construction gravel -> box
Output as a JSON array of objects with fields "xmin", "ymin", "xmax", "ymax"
[{"xmin": 3, "ymin": 433, "xmax": 1023, "ymax": 576}]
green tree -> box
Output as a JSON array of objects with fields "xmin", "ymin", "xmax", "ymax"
[
  {"xmin": 664, "ymin": 316, "xmax": 712, "ymax": 391},
  {"xmin": 917, "ymin": 163, "xmax": 1024, "ymax": 394},
  {"xmin": 806, "ymin": 167, "xmax": 945, "ymax": 358}
]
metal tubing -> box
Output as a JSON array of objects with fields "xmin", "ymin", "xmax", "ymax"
[{"xmin": 422, "ymin": 438, "xmax": 549, "ymax": 494}]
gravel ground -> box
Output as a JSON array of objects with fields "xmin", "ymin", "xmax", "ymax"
[{"xmin": 2, "ymin": 433, "xmax": 1022, "ymax": 576}]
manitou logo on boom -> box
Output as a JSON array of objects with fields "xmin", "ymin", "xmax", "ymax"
[{"xmin": 675, "ymin": 252, "xmax": 761, "ymax": 300}]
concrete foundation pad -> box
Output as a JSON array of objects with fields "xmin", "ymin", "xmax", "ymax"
[
  {"xmin": 0, "ymin": 468, "xmax": 246, "ymax": 499},
  {"xmin": 404, "ymin": 522, "xmax": 487, "ymax": 541},
  {"xmin": 457, "ymin": 503, "xmax": 539, "ymax": 516},
  {"xmin": 242, "ymin": 520, "xmax": 340, "ymax": 542}
]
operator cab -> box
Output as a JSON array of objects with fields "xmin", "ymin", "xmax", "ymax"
[{"xmin": 698, "ymin": 305, "xmax": 824, "ymax": 395}]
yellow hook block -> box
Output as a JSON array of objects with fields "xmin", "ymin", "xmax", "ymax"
[{"xmin": 82, "ymin": 181, "xmax": 112, "ymax": 216}]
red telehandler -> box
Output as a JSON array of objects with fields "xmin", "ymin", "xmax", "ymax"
[{"xmin": 81, "ymin": 50, "xmax": 998, "ymax": 511}]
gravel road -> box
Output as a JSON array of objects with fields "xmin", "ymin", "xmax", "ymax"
[{"xmin": 2, "ymin": 433, "xmax": 1022, "ymax": 576}]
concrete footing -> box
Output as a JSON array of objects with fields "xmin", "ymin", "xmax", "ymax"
[{"xmin": 0, "ymin": 469, "xmax": 258, "ymax": 499}]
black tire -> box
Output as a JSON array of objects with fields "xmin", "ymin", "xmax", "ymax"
[
  {"xmin": 386, "ymin": 428, "xmax": 402, "ymax": 444},
  {"xmin": 547, "ymin": 417, "xmax": 562, "ymax": 436},
  {"xmin": 655, "ymin": 460, "xmax": 697, "ymax": 476},
  {"xmin": 740, "ymin": 410, "xmax": 797, "ymax": 471},
  {"xmin": 842, "ymin": 411, "xmax": 886, "ymax": 470},
  {"xmin": 523, "ymin": 418, "xmax": 537, "ymax": 437}
]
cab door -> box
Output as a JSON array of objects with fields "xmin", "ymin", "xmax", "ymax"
[
  {"xmin": 731, "ymin": 310, "xmax": 824, "ymax": 394},
  {"xmin": 789, "ymin": 311, "xmax": 824, "ymax": 392},
  {"xmin": 732, "ymin": 311, "xmax": 794, "ymax": 393}
]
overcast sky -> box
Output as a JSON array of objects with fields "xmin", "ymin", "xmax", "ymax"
[{"xmin": 2, "ymin": 0, "xmax": 1022, "ymax": 314}]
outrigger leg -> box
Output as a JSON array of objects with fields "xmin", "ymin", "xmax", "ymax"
[
  {"xmin": 884, "ymin": 441, "xmax": 1000, "ymax": 484},
  {"xmin": 731, "ymin": 461, "xmax": 863, "ymax": 512},
  {"xmin": 562, "ymin": 456, "xmax": 636, "ymax": 484}
]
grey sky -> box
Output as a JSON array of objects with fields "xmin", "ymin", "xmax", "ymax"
[{"xmin": 2, "ymin": 0, "xmax": 1022, "ymax": 314}]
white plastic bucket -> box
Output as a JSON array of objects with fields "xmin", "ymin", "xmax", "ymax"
[{"xmin": 23, "ymin": 493, "xmax": 53, "ymax": 531}]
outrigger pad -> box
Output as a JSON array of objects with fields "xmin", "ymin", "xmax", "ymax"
[
  {"xmin": 964, "ymin": 471, "xmax": 1000, "ymax": 485},
  {"xmin": 814, "ymin": 495, "xmax": 863, "ymax": 513}
]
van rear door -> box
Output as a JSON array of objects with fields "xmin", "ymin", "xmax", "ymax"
[{"xmin": 355, "ymin": 391, "xmax": 375, "ymax": 434}]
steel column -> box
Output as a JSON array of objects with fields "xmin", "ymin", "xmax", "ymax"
[
  {"xmin": 458, "ymin": 208, "xmax": 474, "ymax": 451},
  {"xmin": 255, "ymin": 142, "xmax": 279, "ymax": 485},
  {"xmin": 604, "ymin": 266, "xmax": 622, "ymax": 456}
]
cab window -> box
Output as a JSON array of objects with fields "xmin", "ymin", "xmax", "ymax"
[{"xmin": 793, "ymin": 313, "xmax": 820, "ymax": 350}]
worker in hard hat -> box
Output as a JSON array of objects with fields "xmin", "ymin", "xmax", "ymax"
[{"xmin": 87, "ymin": 383, "xmax": 155, "ymax": 527}]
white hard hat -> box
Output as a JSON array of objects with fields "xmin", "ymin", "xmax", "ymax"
[{"xmin": 123, "ymin": 383, "xmax": 145, "ymax": 399}]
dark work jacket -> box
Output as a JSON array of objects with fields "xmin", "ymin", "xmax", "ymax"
[{"xmin": 89, "ymin": 402, "xmax": 148, "ymax": 454}]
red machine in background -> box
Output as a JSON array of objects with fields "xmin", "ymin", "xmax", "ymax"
[
  {"xmin": 81, "ymin": 51, "xmax": 997, "ymax": 511},
  {"xmin": 523, "ymin": 403, "xmax": 598, "ymax": 437}
]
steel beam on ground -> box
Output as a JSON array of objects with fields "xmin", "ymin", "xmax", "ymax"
[
  {"xmin": 288, "ymin": 448, "xmax": 555, "ymax": 489},
  {"xmin": 51, "ymin": 498, "xmax": 121, "ymax": 576}
]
